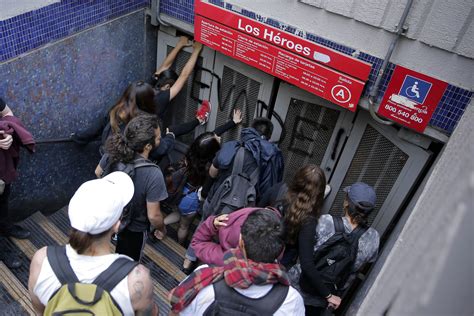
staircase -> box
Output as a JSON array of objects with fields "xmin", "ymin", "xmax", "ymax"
[{"xmin": 0, "ymin": 206, "xmax": 194, "ymax": 315}]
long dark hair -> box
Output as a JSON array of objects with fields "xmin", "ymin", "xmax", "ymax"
[
  {"xmin": 185, "ymin": 132, "xmax": 221, "ymax": 186},
  {"xmin": 109, "ymin": 81, "xmax": 152, "ymax": 133},
  {"xmin": 106, "ymin": 114, "xmax": 160, "ymax": 164},
  {"xmin": 284, "ymin": 164, "xmax": 326, "ymax": 245},
  {"xmin": 135, "ymin": 81, "xmax": 156, "ymax": 114}
]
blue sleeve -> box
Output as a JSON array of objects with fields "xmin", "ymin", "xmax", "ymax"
[
  {"xmin": 214, "ymin": 141, "xmax": 240, "ymax": 169},
  {"xmin": 149, "ymin": 134, "xmax": 175, "ymax": 161}
]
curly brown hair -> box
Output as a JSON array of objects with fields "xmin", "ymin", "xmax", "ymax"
[{"xmin": 284, "ymin": 164, "xmax": 326, "ymax": 245}]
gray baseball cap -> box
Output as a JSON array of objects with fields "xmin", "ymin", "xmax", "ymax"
[{"xmin": 344, "ymin": 182, "xmax": 376, "ymax": 213}]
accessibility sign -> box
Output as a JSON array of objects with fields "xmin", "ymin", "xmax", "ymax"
[
  {"xmin": 399, "ymin": 75, "xmax": 432, "ymax": 104},
  {"xmin": 378, "ymin": 66, "xmax": 448, "ymax": 133}
]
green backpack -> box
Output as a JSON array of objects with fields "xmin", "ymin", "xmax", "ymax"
[{"xmin": 45, "ymin": 245, "xmax": 137, "ymax": 316}]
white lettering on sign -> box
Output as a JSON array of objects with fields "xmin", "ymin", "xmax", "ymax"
[
  {"xmin": 237, "ymin": 18, "xmax": 260, "ymax": 36},
  {"xmin": 331, "ymin": 85, "xmax": 351, "ymax": 104},
  {"xmin": 237, "ymin": 18, "xmax": 312, "ymax": 56}
]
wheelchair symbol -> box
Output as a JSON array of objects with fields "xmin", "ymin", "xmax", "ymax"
[{"xmin": 405, "ymin": 81, "xmax": 420, "ymax": 99}]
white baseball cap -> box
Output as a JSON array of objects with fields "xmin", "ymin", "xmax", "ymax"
[{"xmin": 68, "ymin": 171, "xmax": 134, "ymax": 234}]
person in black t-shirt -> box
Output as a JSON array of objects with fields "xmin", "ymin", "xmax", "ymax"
[{"xmin": 151, "ymin": 37, "xmax": 203, "ymax": 115}]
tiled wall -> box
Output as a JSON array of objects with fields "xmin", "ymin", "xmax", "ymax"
[
  {"xmin": 1, "ymin": 5, "xmax": 156, "ymax": 219},
  {"xmin": 159, "ymin": 0, "xmax": 472, "ymax": 135},
  {"xmin": 0, "ymin": 0, "xmax": 150, "ymax": 62}
]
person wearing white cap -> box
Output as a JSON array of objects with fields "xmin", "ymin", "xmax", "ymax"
[{"xmin": 27, "ymin": 172, "xmax": 157, "ymax": 315}]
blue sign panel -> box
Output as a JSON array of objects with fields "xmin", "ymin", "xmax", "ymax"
[{"xmin": 399, "ymin": 75, "xmax": 432, "ymax": 104}]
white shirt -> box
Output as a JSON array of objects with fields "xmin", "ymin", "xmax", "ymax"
[
  {"xmin": 34, "ymin": 245, "xmax": 134, "ymax": 315},
  {"xmin": 180, "ymin": 266, "xmax": 305, "ymax": 315}
]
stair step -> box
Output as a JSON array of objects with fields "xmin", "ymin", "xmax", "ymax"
[
  {"xmin": 2, "ymin": 202, "xmax": 200, "ymax": 316},
  {"xmin": 0, "ymin": 262, "xmax": 35, "ymax": 315}
]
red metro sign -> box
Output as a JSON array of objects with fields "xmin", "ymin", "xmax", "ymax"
[
  {"xmin": 377, "ymin": 66, "xmax": 448, "ymax": 132},
  {"xmin": 194, "ymin": 0, "xmax": 372, "ymax": 111}
]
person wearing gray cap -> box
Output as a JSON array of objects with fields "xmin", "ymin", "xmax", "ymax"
[
  {"xmin": 289, "ymin": 182, "xmax": 380, "ymax": 316},
  {"xmin": 28, "ymin": 172, "xmax": 157, "ymax": 315}
]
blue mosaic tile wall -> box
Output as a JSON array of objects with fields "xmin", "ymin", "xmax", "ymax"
[
  {"xmin": 0, "ymin": 0, "xmax": 150, "ymax": 63},
  {"xmin": 159, "ymin": 0, "xmax": 472, "ymax": 134},
  {"xmin": 1, "ymin": 10, "xmax": 156, "ymax": 219},
  {"xmin": 160, "ymin": 0, "xmax": 194, "ymax": 23}
]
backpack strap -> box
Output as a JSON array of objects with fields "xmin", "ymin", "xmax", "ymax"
[
  {"xmin": 231, "ymin": 146, "xmax": 246, "ymax": 176},
  {"xmin": 248, "ymin": 166, "xmax": 260, "ymax": 186},
  {"xmin": 332, "ymin": 216, "xmax": 367, "ymax": 240},
  {"xmin": 93, "ymin": 258, "xmax": 138, "ymax": 292},
  {"xmin": 47, "ymin": 246, "xmax": 79, "ymax": 284},
  {"xmin": 333, "ymin": 216, "xmax": 345, "ymax": 233},
  {"xmin": 232, "ymin": 146, "xmax": 259, "ymax": 185},
  {"xmin": 133, "ymin": 158, "xmax": 157, "ymax": 169},
  {"xmin": 349, "ymin": 225, "xmax": 368, "ymax": 243},
  {"xmin": 208, "ymin": 279, "xmax": 289, "ymax": 315}
]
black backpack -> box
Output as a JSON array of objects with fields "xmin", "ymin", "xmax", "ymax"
[
  {"xmin": 203, "ymin": 147, "xmax": 259, "ymax": 216},
  {"xmin": 311, "ymin": 216, "xmax": 367, "ymax": 293},
  {"xmin": 102, "ymin": 157, "xmax": 158, "ymax": 231},
  {"xmin": 203, "ymin": 279, "xmax": 289, "ymax": 316}
]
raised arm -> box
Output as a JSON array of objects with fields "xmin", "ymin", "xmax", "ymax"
[
  {"xmin": 213, "ymin": 109, "xmax": 242, "ymax": 136},
  {"xmin": 169, "ymin": 42, "xmax": 203, "ymax": 100},
  {"xmin": 155, "ymin": 36, "xmax": 191, "ymax": 76}
]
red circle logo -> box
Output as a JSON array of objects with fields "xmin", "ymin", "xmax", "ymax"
[{"xmin": 331, "ymin": 85, "xmax": 351, "ymax": 104}]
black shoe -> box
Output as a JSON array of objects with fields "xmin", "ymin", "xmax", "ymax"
[
  {"xmin": 0, "ymin": 225, "xmax": 31, "ymax": 239},
  {"xmin": 182, "ymin": 260, "xmax": 198, "ymax": 275},
  {"xmin": 0, "ymin": 252, "xmax": 22, "ymax": 269}
]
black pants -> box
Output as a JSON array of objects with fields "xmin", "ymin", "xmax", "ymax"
[
  {"xmin": 0, "ymin": 184, "xmax": 12, "ymax": 231},
  {"xmin": 115, "ymin": 228, "xmax": 147, "ymax": 262}
]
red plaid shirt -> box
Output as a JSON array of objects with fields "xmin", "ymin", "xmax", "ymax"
[{"xmin": 169, "ymin": 248, "xmax": 289, "ymax": 313}]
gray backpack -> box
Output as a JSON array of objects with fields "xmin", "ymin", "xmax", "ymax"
[
  {"xmin": 102, "ymin": 157, "xmax": 158, "ymax": 231},
  {"xmin": 204, "ymin": 147, "xmax": 259, "ymax": 216}
]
